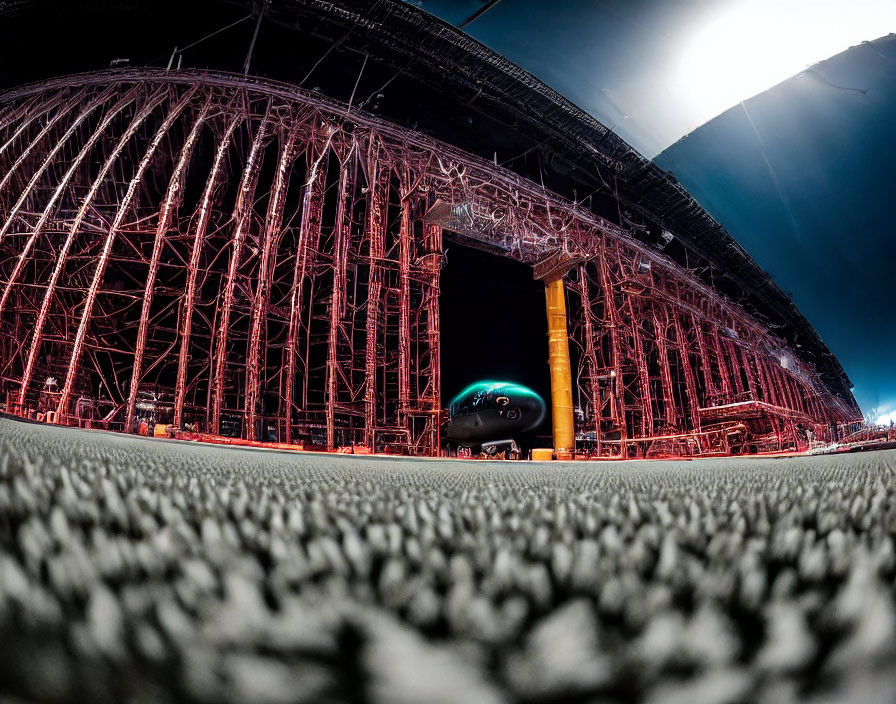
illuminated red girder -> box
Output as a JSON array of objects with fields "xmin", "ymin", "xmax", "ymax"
[{"xmin": 0, "ymin": 71, "xmax": 861, "ymax": 456}]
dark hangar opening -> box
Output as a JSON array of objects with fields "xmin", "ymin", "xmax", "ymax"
[{"xmin": 439, "ymin": 241, "xmax": 552, "ymax": 449}]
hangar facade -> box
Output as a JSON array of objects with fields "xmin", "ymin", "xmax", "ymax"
[{"xmin": 0, "ymin": 1, "xmax": 862, "ymax": 456}]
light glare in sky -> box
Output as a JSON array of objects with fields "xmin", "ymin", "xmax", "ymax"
[
  {"xmin": 874, "ymin": 408, "xmax": 896, "ymax": 426},
  {"xmin": 674, "ymin": 0, "xmax": 896, "ymax": 137}
]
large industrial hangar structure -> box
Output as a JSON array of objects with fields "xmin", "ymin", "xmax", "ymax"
[{"xmin": 0, "ymin": 0, "xmax": 862, "ymax": 457}]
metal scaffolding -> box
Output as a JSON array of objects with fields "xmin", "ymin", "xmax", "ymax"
[{"xmin": 0, "ymin": 71, "xmax": 861, "ymax": 456}]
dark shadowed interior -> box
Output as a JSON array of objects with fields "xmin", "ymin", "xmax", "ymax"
[{"xmin": 439, "ymin": 241, "xmax": 552, "ymax": 447}]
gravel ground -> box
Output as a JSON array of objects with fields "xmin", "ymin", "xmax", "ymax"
[{"xmin": 2, "ymin": 417, "xmax": 896, "ymax": 703}]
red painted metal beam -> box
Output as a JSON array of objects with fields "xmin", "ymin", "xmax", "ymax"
[
  {"xmin": 210, "ymin": 102, "xmax": 272, "ymax": 435},
  {"xmin": 363, "ymin": 140, "xmax": 388, "ymax": 449},
  {"xmin": 19, "ymin": 86, "xmax": 143, "ymax": 407},
  {"xmin": 245, "ymin": 127, "xmax": 297, "ymax": 439},
  {"xmin": 170, "ymin": 106, "xmax": 241, "ymax": 429},
  {"xmin": 57, "ymin": 87, "xmax": 189, "ymax": 418},
  {"xmin": 0, "ymin": 86, "xmax": 118, "ymax": 246},
  {"xmin": 282, "ymin": 122, "xmax": 327, "ymax": 444},
  {"xmin": 325, "ymin": 145, "xmax": 354, "ymax": 450}
]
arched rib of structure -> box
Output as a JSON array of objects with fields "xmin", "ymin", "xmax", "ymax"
[{"xmin": 0, "ymin": 70, "xmax": 861, "ymax": 455}]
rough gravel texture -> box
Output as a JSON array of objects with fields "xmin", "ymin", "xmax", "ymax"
[{"xmin": 2, "ymin": 418, "xmax": 896, "ymax": 703}]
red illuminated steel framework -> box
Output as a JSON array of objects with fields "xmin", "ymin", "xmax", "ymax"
[{"xmin": 0, "ymin": 71, "xmax": 860, "ymax": 456}]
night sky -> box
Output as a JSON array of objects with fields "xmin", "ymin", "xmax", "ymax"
[{"xmin": 411, "ymin": 1, "xmax": 896, "ymax": 421}]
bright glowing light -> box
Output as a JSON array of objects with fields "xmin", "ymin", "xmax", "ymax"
[
  {"xmin": 674, "ymin": 0, "xmax": 896, "ymax": 136},
  {"xmin": 873, "ymin": 408, "xmax": 896, "ymax": 426}
]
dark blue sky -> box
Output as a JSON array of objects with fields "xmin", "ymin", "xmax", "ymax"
[
  {"xmin": 408, "ymin": 0, "xmax": 896, "ymax": 157},
  {"xmin": 657, "ymin": 36, "xmax": 896, "ymax": 419},
  {"xmin": 409, "ymin": 0, "xmax": 710, "ymax": 155},
  {"xmin": 410, "ymin": 1, "xmax": 896, "ymax": 420}
]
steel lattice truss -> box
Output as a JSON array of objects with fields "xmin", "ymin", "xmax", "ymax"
[{"xmin": 0, "ymin": 71, "xmax": 861, "ymax": 456}]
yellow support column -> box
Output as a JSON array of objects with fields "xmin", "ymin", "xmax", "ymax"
[{"xmin": 545, "ymin": 277, "xmax": 575, "ymax": 457}]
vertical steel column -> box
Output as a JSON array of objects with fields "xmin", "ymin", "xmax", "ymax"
[
  {"xmin": 759, "ymin": 358, "xmax": 779, "ymax": 406},
  {"xmin": 577, "ymin": 265, "xmax": 602, "ymax": 454},
  {"xmin": 423, "ymin": 220, "xmax": 442, "ymax": 455},
  {"xmin": 169, "ymin": 108, "xmax": 241, "ymax": 429},
  {"xmin": 802, "ymin": 387, "xmax": 817, "ymax": 418},
  {"xmin": 799, "ymin": 381, "xmax": 813, "ymax": 416},
  {"xmin": 785, "ymin": 372, "xmax": 801, "ymax": 413},
  {"xmin": 766, "ymin": 363, "xmax": 785, "ymax": 408},
  {"xmin": 712, "ymin": 328, "xmax": 734, "ymax": 400},
  {"xmin": 753, "ymin": 354, "xmax": 770, "ymax": 403},
  {"xmin": 726, "ymin": 339, "xmax": 745, "ymax": 398},
  {"xmin": 789, "ymin": 375, "xmax": 808, "ymax": 414},
  {"xmin": 397, "ymin": 195, "xmax": 412, "ymax": 432},
  {"xmin": 671, "ymin": 309, "xmax": 701, "ymax": 430},
  {"xmin": 545, "ymin": 276, "xmax": 575, "ymax": 454},
  {"xmin": 802, "ymin": 388, "xmax": 816, "ymax": 418},
  {"xmin": 363, "ymin": 141, "xmax": 387, "ymax": 449},
  {"xmin": 58, "ymin": 89, "xmax": 187, "ymax": 418},
  {"xmin": 778, "ymin": 369, "xmax": 797, "ymax": 411},
  {"xmin": 730, "ymin": 344, "xmax": 747, "ymax": 397},
  {"xmin": 691, "ymin": 316, "xmax": 715, "ymax": 402},
  {"xmin": 0, "ymin": 93, "xmax": 82, "ymax": 198},
  {"xmin": 19, "ymin": 87, "xmax": 145, "ymax": 406},
  {"xmin": 599, "ymin": 235, "xmax": 625, "ymax": 440},
  {"xmin": 283, "ymin": 125, "xmax": 327, "ymax": 444},
  {"xmin": 740, "ymin": 347, "xmax": 759, "ymax": 400},
  {"xmin": 809, "ymin": 390, "xmax": 824, "ymax": 420},
  {"xmin": 325, "ymin": 150, "xmax": 353, "ymax": 449},
  {"xmin": 769, "ymin": 361, "xmax": 786, "ymax": 408},
  {"xmin": 788, "ymin": 378, "xmax": 802, "ymax": 414},
  {"xmin": 653, "ymin": 309, "xmax": 677, "ymax": 427},
  {"xmin": 210, "ymin": 103, "xmax": 271, "ymax": 435},
  {"xmin": 631, "ymin": 307, "xmax": 653, "ymax": 435},
  {"xmin": 244, "ymin": 128, "xmax": 297, "ymax": 440}
]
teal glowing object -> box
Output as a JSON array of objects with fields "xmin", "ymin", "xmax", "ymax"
[{"xmin": 445, "ymin": 380, "xmax": 546, "ymax": 452}]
